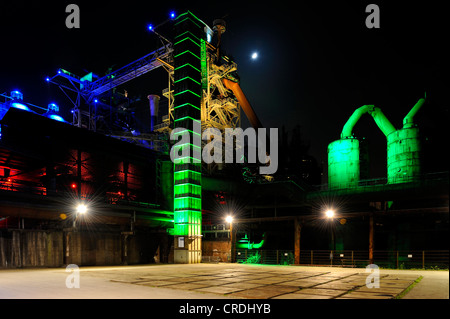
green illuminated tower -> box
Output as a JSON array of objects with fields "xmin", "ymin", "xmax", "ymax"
[{"xmin": 172, "ymin": 11, "xmax": 203, "ymax": 263}]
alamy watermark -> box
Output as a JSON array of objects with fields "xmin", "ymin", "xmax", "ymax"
[
  {"xmin": 170, "ymin": 121, "xmax": 279, "ymax": 175},
  {"xmin": 65, "ymin": 4, "xmax": 80, "ymax": 29},
  {"xmin": 64, "ymin": 4, "xmax": 379, "ymax": 30},
  {"xmin": 65, "ymin": 264, "xmax": 80, "ymax": 288},
  {"xmin": 365, "ymin": 264, "xmax": 380, "ymax": 288}
]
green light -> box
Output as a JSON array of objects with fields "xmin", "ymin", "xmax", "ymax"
[
  {"xmin": 173, "ymin": 37, "xmax": 201, "ymax": 48},
  {"xmin": 175, "ymin": 31, "xmax": 201, "ymax": 42},
  {"xmin": 200, "ymin": 39, "xmax": 208, "ymax": 90},
  {"xmin": 174, "ymin": 50, "xmax": 201, "ymax": 60},
  {"xmin": 174, "ymin": 116, "xmax": 201, "ymax": 123},
  {"xmin": 173, "ymin": 89, "xmax": 201, "ymax": 98},
  {"xmin": 174, "ymin": 76, "xmax": 201, "ymax": 85},
  {"xmin": 174, "ymin": 63, "xmax": 201, "ymax": 73},
  {"xmin": 174, "ymin": 156, "xmax": 201, "ymax": 164},
  {"xmin": 174, "ymin": 16, "xmax": 201, "ymax": 29},
  {"xmin": 174, "ymin": 170, "xmax": 201, "ymax": 183},
  {"xmin": 175, "ymin": 184, "xmax": 201, "ymax": 196},
  {"xmin": 173, "ymin": 129, "xmax": 201, "ymax": 137},
  {"xmin": 173, "ymin": 102, "xmax": 201, "ymax": 111},
  {"xmin": 173, "ymin": 142, "xmax": 201, "ymax": 150},
  {"xmin": 174, "ymin": 197, "xmax": 202, "ymax": 210},
  {"xmin": 175, "ymin": 11, "xmax": 203, "ymax": 24}
]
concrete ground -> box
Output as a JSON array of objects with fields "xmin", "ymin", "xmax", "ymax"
[{"xmin": 0, "ymin": 263, "xmax": 448, "ymax": 299}]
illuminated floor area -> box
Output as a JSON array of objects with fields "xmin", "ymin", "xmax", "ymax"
[
  {"xmin": 95, "ymin": 264, "xmax": 426, "ymax": 299},
  {"xmin": 0, "ymin": 263, "xmax": 447, "ymax": 299}
]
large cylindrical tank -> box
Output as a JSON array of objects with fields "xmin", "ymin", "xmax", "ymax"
[
  {"xmin": 328, "ymin": 138, "xmax": 366, "ymax": 189},
  {"xmin": 387, "ymin": 127, "xmax": 421, "ymax": 184}
]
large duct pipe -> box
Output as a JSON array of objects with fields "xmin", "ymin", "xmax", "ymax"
[
  {"xmin": 403, "ymin": 98, "xmax": 425, "ymax": 129},
  {"xmin": 341, "ymin": 105, "xmax": 374, "ymax": 139},
  {"xmin": 341, "ymin": 105, "xmax": 396, "ymax": 139},
  {"xmin": 368, "ymin": 107, "xmax": 396, "ymax": 137},
  {"xmin": 148, "ymin": 94, "xmax": 160, "ymax": 132},
  {"xmin": 222, "ymin": 78, "xmax": 263, "ymax": 130}
]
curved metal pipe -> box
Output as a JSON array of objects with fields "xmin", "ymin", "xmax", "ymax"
[
  {"xmin": 222, "ymin": 78, "xmax": 263, "ymax": 130},
  {"xmin": 341, "ymin": 105, "xmax": 396, "ymax": 139},
  {"xmin": 341, "ymin": 105, "xmax": 374, "ymax": 139},
  {"xmin": 368, "ymin": 107, "xmax": 396, "ymax": 137},
  {"xmin": 403, "ymin": 98, "xmax": 425, "ymax": 129}
]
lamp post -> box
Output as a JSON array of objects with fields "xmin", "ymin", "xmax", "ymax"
[
  {"xmin": 325, "ymin": 209, "xmax": 335, "ymax": 265},
  {"xmin": 226, "ymin": 215, "xmax": 233, "ymax": 263},
  {"xmin": 73, "ymin": 203, "xmax": 87, "ymax": 227}
]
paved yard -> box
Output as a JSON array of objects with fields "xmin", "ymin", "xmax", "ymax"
[{"xmin": 0, "ymin": 263, "xmax": 448, "ymax": 299}]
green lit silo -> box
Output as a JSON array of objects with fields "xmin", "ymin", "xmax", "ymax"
[
  {"xmin": 328, "ymin": 138, "xmax": 362, "ymax": 189},
  {"xmin": 387, "ymin": 98, "xmax": 425, "ymax": 184},
  {"xmin": 387, "ymin": 127, "xmax": 421, "ymax": 183},
  {"xmin": 328, "ymin": 105, "xmax": 374, "ymax": 190},
  {"xmin": 328, "ymin": 98, "xmax": 425, "ymax": 189}
]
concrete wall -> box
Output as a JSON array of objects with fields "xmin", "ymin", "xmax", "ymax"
[
  {"xmin": 0, "ymin": 229, "xmax": 168, "ymax": 268},
  {"xmin": 0, "ymin": 230, "xmax": 63, "ymax": 268},
  {"xmin": 65, "ymin": 231, "xmax": 122, "ymax": 266}
]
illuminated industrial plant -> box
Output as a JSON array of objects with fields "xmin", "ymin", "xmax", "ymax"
[{"xmin": 0, "ymin": 8, "xmax": 447, "ymax": 269}]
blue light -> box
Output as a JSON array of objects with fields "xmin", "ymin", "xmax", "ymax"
[
  {"xmin": 170, "ymin": 11, "xmax": 176, "ymax": 19},
  {"xmin": 46, "ymin": 77, "xmax": 50, "ymax": 82},
  {"xmin": 49, "ymin": 114, "xmax": 66, "ymax": 122},
  {"xmin": 94, "ymin": 99, "xmax": 98, "ymax": 103},
  {"xmin": 11, "ymin": 102, "xmax": 30, "ymax": 111},
  {"xmin": 148, "ymin": 24, "xmax": 153, "ymax": 31},
  {"xmin": 48, "ymin": 103, "xmax": 59, "ymax": 112},
  {"xmin": 10, "ymin": 90, "xmax": 24, "ymax": 101}
]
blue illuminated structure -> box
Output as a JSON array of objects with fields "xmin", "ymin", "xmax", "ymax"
[
  {"xmin": 48, "ymin": 114, "xmax": 66, "ymax": 122},
  {"xmin": 46, "ymin": 42, "xmax": 172, "ymax": 130},
  {"xmin": 11, "ymin": 90, "xmax": 23, "ymax": 100},
  {"xmin": 11, "ymin": 102, "xmax": 31, "ymax": 111},
  {"xmin": 8, "ymin": 90, "xmax": 32, "ymax": 112},
  {"xmin": 44, "ymin": 103, "xmax": 67, "ymax": 123}
]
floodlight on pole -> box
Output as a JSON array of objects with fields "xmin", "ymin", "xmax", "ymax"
[
  {"xmin": 325, "ymin": 209, "xmax": 335, "ymax": 219},
  {"xmin": 76, "ymin": 204, "xmax": 87, "ymax": 214}
]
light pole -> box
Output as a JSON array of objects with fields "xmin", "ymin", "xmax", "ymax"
[
  {"xmin": 73, "ymin": 203, "xmax": 88, "ymax": 227},
  {"xmin": 226, "ymin": 215, "xmax": 233, "ymax": 263},
  {"xmin": 325, "ymin": 209, "xmax": 335, "ymax": 265}
]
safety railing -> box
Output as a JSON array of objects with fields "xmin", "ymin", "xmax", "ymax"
[{"xmin": 234, "ymin": 249, "xmax": 449, "ymax": 269}]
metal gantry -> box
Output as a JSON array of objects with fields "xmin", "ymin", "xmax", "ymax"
[
  {"xmin": 47, "ymin": 44, "xmax": 173, "ymax": 132},
  {"xmin": 46, "ymin": 12, "xmax": 247, "ymax": 177}
]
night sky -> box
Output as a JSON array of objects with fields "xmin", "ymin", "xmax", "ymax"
[{"xmin": 1, "ymin": 0, "xmax": 448, "ymax": 181}]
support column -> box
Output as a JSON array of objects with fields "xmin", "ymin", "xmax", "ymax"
[
  {"xmin": 369, "ymin": 213, "xmax": 374, "ymax": 264},
  {"xmin": 173, "ymin": 11, "xmax": 204, "ymax": 264},
  {"xmin": 294, "ymin": 217, "xmax": 302, "ymax": 265}
]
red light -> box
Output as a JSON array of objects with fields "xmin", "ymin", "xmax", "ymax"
[
  {"xmin": 71, "ymin": 183, "xmax": 77, "ymax": 189},
  {"xmin": 7, "ymin": 178, "xmax": 11, "ymax": 182}
]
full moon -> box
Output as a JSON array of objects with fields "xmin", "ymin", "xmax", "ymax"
[{"xmin": 251, "ymin": 52, "xmax": 258, "ymax": 60}]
